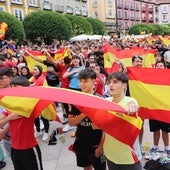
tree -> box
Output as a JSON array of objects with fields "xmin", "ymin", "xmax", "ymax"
[
  {"xmin": 86, "ymin": 17, "xmax": 106, "ymax": 35},
  {"xmin": 0, "ymin": 11, "xmax": 25, "ymax": 44},
  {"xmin": 128, "ymin": 23, "xmax": 150, "ymax": 35},
  {"xmin": 65, "ymin": 14, "xmax": 93, "ymax": 36},
  {"xmin": 23, "ymin": 11, "xmax": 72, "ymax": 44}
]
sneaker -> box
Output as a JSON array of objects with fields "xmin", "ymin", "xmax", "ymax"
[
  {"xmin": 42, "ymin": 132, "xmax": 49, "ymax": 141},
  {"xmin": 63, "ymin": 124, "xmax": 74, "ymax": 132},
  {"xmin": 165, "ymin": 149, "xmax": 170, "ymax": 156},
  {"xmin": 0, "ymin": 161, "xmax": 6, "ymax": 169},
  {"xmin": 140, "ymin": 145, "xmax": 145, "ymax": 154},
  {"xmin": 150, "ymin": 147, "xmax": 159, "ymax": 153},
  {"xmin": 61, "ymin": 117, "xmax": 68, "ymax": 125},
  {"xmin": 34, "ymin": 131, "xmax": 43, "ymax": 138}
]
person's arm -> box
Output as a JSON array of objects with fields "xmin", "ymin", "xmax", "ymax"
[
  {"xmin": 0, "ymin": 112, "xmax": 22, "ymax": 128},
  {"xmin": 95, "ymin": 132, "xmax": 105, "ymax": 157},
  {"xmin": 68, "ymin": 113, "xmax": 86, "ymax": 126},
  {"xmin": 63, "ymin": 68, "xmax": 79, "ymax": 78},
  {"xmin": 25, "ymin": 50, "xmax": 44, "ymax": 64}
]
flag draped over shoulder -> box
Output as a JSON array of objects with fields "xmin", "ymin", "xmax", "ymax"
[
  {"xmin": 54, "ymin": 48, "xmax": 69, "ymax": 61},
  {"xmin": 0, "ymin": 86, "xmax": 142, "ymax": 145},
  {"xmin": 25, "ymin": 50, "xmax": 47, "ymax": 72},
  {"xmin": 128, "ymin": 67, "xmax": 170, "ymax": 123},
  {"xmin": 0, "ymin": 22, "xmax": 8, "ymax": 40}
]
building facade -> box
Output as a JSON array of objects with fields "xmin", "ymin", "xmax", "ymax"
[
  {"xmin": 88, "ymin": 0, "xmax": 170, "ymax": 34},
  {"xmin": 0, "ymin": 0, "xmax": 88, "ymax": 21}
]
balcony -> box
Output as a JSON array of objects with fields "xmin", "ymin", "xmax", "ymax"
[
  {"xmin": 66, "ymin": 6, "xmax": 73, "ymax": 14},
  {"xmin": 130, "ymin": 16, "xmax": 135, "ymax": 21},
  {"xmin": 142, "ymin": 7, "xmax": 146, "ymax": 12},
  {"xmin": 162, "ymin": 10, "xmax": 168, "ymax": 14},
  {"xmin": 142, "ymin": 17, "xmax": 146, "ymax": 22},
  {"xmin": 136, "ymin": 17, "xmax": 140, "ymax": 21},
  {"xmin": 75, "ymin": 9, "xmax": 81, "ymax": 15},
  {"xmin": 149, "ymin": 17, "xmax": 153, "ymax": 23},
  {"xmin": 130, "ymin": 5, "xmax": 134, "ymax": 10},
  {"xmin": 155, "ymin": 17, "xmax": 159, "ymax": 22},
  {"xmin": 82, "ymin": 10, "xmax": 88, "ymax": 16},
  {"xmin": 118, "ymin": 15, "xmax": 123, "ymax": 19},
  {"xmin": 117, "ymin": 3, "xmax": 123, "ymax": 8},
  {"xmin": 43, "ymin": 2, "xmax": 52, "ymax": 10},
  {"xmin": 135, "ymin": 6, "xmax": 139, "ymax": 11},
  {"xmin": 148, "ymin": 7, "xmax": 153, "ymax": 13},
  {"xmin": 124, "ymin": 4, "xmax": 129, "ymax": 9},
  {"xmin": 82, "ymin": 0, "xmax": 87, "ymax": 2},
  {"xmin": 124, "ymin": 16, "xmax": 129, "ymax": 20},
  {"xmin": 55, "ymin": 5, "xmax": 64, "ymax": 12}
]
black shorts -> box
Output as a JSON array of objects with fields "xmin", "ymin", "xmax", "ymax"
[
  {"xmin": 73, "ymin": 139, "xmax": 106, "ymax": 170},
  {"xmin": 149, "ymin": 119, "xmax": 170, "ymax": 132}
]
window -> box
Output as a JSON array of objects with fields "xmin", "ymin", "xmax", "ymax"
[
  {"xmin": 162, "ymin": 14, "xmax": 168, "ymax": 21},
  {"xmin": 12, "ymin": 0, "xmax": 21, "ymax": 3},
  {"xmin": 108, "ymin": 10, "xmax": 112, "ymax": 17},
  {"xmin": 162, "ymin": 5, "xmax": 168, "ymax": 13},
  {"xmin": 108, "ymin": 0, "xmax": 112, "ymax": 6},
  {"xmin": 94, "ymin": 10, "xmax": 98, "ymax": 18},
  {"xmin": 14, "ymin": 9, "xmax": 23, "ymax": 21},
  {"xmin": 29, "ymin": 0, "xmax": 36, "ymax": 6},
  {"xmin": 0, "ymin": 7, "xmax": 4, "ymax": 11}
]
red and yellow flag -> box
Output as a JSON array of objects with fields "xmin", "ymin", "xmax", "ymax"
[
  {"xmin": 54, "ymin": 48, "xmax": 69, "ymax": 61},
  {"xmin": 128, "ymin": 67, "xmax": 170, "ymax": 123},
  {"xmin": 25, "ymin": 50, "xmax": 47, "ymax": 72},
  {"xmin": 0, "ymin": 22, "xmax": 8, "ymax": 40},
  {"xmin": 103, "ymin": 45, "xmax": 157, "ymax": 73},
  {"xmin": 0, "ymin": 86, "xmax": 142, "ymax": 145}
]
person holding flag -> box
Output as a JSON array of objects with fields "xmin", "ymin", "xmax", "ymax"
[{"xmin": 103, "ymin": 72, "xmax": 142, "ymax": 170}]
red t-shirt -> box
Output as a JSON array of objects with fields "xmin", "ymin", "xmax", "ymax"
[
  {"xmin": 2, "ymin": 110, "xmax": 38, "ymax": 149},
  {"xmin": 30, "ymin": 74, "xmax": 46, "ymax": 86},
  {"xmin": 57, "ymin": 64, "xmax": 69, "ymax": 88}
]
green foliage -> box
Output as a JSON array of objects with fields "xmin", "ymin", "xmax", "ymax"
[
  {"xmin": 128, "ymin": 23, "xmax": 149, "ymax": 35},
  {"xmin": 148, "ymin": 24, "xmax": 164, "ymax": 35},
  {"xmin": 129, "ymin": 23, "xmax": 167, "ymax": 35},
  {"xmin": 0, "ymin": 11, "xmax": 25, "ymax": 43},
  {"xmin": 86, "ymin": 17, "xmax": 106, "ymax": 35},
  {"xmin": 23, "ymin": 11, "xmax": 72, "ymax": 44},
  {"xmin": 161, "ymin": 24, "xmax": 170, "ymax": 35},
  {"xmin": 65, "ymin": 14, "xmax": 93, "ymax": 36}
]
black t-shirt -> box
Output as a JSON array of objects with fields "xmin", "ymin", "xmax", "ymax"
[
  {"xmin": 70, "ymin": 93, "xmax": 102, "ymax": 147},
  {"xmin": 43, "ymin": 60, "xmax": 59, "ymax": 86}
]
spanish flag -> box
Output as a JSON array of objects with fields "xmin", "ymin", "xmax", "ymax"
[
  {"xmin": 54, "ymin": 48, "xmax": 69, "ymax": 61},
  {"xmin": 128, "ymin": 67, "xmax": 170, "ymax": 123},
  {"xmin": 0, "ymin": 86, "xmax": 142, "ymax": 145},
  {"xmin": 25, "ymin": 50, "xmax": 47, "ymax": 73},
  {"xmin": 0, "ymin": 22, "xmax": 8, "ymax": 40}
]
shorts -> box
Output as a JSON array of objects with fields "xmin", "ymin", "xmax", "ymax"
[
  {"xmin": 107, "ymin": 158, "xmax": 142, "ymax": 170},
  {"xmin": 73, "ymin": 139, "xmax": 106, "ymax": 170},
  {"xmin": 149, "ymin": 119, "xmax": 170, "ymax": 132}
]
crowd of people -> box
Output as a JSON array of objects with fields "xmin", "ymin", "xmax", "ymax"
[{"xmin": 0, "ymin": 35, "xmax": 169, "ymax": 170}]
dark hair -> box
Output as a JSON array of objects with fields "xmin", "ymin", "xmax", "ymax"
[
  {"xmin": 107, "ymin": 72, "xmax": 128, "ymax": 83},
  {"xmin": 64, "ymin": 56, "xmax": 71, "ymax": 65},
  {"xmin": 72, "ymin": 54, "xmax": 80, "ymax": 60},
  {"xmin": 132, "ymin": 55, "xmax": 143, "ymax": 63},
  {"xmin": 78, "ymin": 68, "xmax": 96, "ymax": 80},
  {"xmin": 34, "ymin": 65, "xmax": 42, "ymax": 77},
  {"xmin": 10, "ymin": 76, "xmax": 30, "ymax": 87},
  {"xmin": 21, "ymin": 66, "xmax": 32, "ymax": 79},
  {"xmin": 0, "ymin": 67, "xmax": 13, "ymax": 77},
  {"xmin": 155, "ymin": 61, "xmax": 166, "ymax": 68}
]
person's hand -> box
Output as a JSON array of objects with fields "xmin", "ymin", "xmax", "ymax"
[
  {"xmin": 95, "ymin": 146, "xmax": 102, "ymax": 158},
  {"xmin": 125, "ymin": 101, "xmax": 138, "ymax": 115},
  {"xmin": 9, "ymin": 113, "xmax": 23, "ymax": 120}
]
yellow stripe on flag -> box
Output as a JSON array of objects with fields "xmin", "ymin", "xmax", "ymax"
[
  {"xmin": 129, "ymin": 80, "xmax": 170, "ymax": 110},
  {"xmin": 109, "ymin": 111, "xmax": 143, "ymax": 129}
]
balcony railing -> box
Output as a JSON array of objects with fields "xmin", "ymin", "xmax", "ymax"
[
  {"xmin": 55, "ymin": 5, "xmax": 64, "ymax": 12},
  {"xmin": 43, "ymin": 2, "xmax": 52, "ymax": 10}
]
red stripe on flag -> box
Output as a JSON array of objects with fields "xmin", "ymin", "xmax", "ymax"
[{"xmin": 128, "ymin": 67, "xmax": 170, "ymax": 85}]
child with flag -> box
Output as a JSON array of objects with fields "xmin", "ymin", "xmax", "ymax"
[
  {"xmin": 0, "ymin": 76, "xmax": 43, "ymax": 170},
  {"xmin": 103, "ymin": 72, "xmax": 142, "ymax": 170}
]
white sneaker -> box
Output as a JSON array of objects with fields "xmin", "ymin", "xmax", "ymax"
[
  {"xmin": 42, "ymin": 132, "xmax": 49, "ymax": 141},
  {"xmin": 63, "ymin": 124, "xmax": 74, "ymax": 132},
  {"xmin": 34, "ymin": 131, "xmax": 43, "ymax": 138}
]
